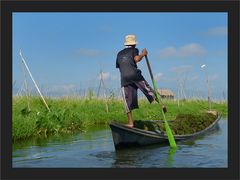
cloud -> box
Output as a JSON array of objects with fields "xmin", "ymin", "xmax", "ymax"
[
  {"xmin": 205, "ymin": 26, "xmax": 227, "ymax": 36},
  {"xmin": 98, "ymin": 72, "xmax": 110, "ymax": 81},
  {"xmin": 44, "ymin": 84, "xmax": 78, "ymax": 95},
  {"xmin": 157, "ymin": 43, "xmax": 207, "ymax": 58},
  {"xmin": 111, "ymin": 74, "xmax": 120, "ymax": 81},
  {"xmin": 51, "ymin": 84, "xmax": 77, "ymax": 91},
  {"xmin": 76, "ymin": 48, "xmax": 104, "ymax": 58},
  {"xmin": 158, "ymin": 47, "xmax": 176, "ymax": 58},
  {"xmin": 153, "ymin": 72, "xmax": 176, "ymax": 83},
  {"xmin": 154, "ymin": 72, "xmax": 164, "ymax": 82},
  {"xmin": 98, "ymin": 72, "xmax": 120, "ymax": 81},
  {"xmin": 170, "ymin": 65, "xmax": 192, "ymax": 74}
]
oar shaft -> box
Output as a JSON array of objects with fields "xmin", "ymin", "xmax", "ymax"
[
  {"xmin": 145, "ymin": 55, "xmax": 154, "ymax": 81},
  {"xmin": 145, "ymin": 55, "xmax": 164, "ymax": 106},
  {"xmin": 145, "ymin": 55, "xmax": 177, "ymax": 148}
]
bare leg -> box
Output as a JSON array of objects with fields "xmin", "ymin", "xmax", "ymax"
[{"xmin": 126, "ymin": 111, "xmax": 134, "ymax": 127}]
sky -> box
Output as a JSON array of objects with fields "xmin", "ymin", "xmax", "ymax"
[{"xmin": 13, "ymin": 13, "xmax": 227, "ymax": 99}]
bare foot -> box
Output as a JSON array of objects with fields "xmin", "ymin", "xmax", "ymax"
[{"xmin": 125, "ymin": 124, "xmax": 134, "ymax": 128}]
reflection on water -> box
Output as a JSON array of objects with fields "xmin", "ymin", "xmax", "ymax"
[
  {"xmin": 167, "ymin": 148, "xmax": 177, "ymax": 167},
  {"xmin": 12, "ymin": 119, "xmax": 227, "ymax": 168}
]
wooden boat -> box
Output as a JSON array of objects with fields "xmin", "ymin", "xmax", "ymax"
[{"xmin": 109, "ymin": 112, "xmax": 221, "ymax": 149}]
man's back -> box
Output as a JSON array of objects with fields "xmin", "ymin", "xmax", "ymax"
[{"xmin": 116, "ymin": 47, "xmax": 144, "ymax": 87}]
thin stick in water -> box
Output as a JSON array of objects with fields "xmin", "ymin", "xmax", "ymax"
[{"xmin": 19, "ymin": 49, "xmax": 51, "ymax": 112}]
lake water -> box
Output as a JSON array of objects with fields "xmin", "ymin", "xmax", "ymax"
[{"xmin": 12, "ymin": 119, "xmax": 227, "ymax": 168}]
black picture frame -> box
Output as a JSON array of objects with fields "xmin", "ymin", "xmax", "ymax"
[{"xmin": 1, "ymin": 0, "xmax": 239, "ymax": 179}]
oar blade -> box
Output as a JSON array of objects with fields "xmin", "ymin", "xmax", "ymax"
[
  {"xmin": 164, "ymin": 119, "xmax": 177, "ymax": 148},
  {"xmin": 161, "ymin": 108, "xmax": 177, "ymax": 148}
]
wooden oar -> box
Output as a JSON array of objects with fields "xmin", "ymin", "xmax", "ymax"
[{"xmin": 145, "ymin": 55, "xmax": 177, "ymax": 148}]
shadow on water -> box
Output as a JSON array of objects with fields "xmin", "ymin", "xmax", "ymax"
[
  {"xmin": 13, "ymin": 133, "xmax": 77, "ymax": 151},
  {"xmin": 110, "ymin": 142, "xmax": 179, "ymax": 168},
  {"xmin": 13, "ymin": 124, "xmax": 110, "ymax": 151}
]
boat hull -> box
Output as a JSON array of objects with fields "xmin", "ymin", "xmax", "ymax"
[{"xmin": 109, "ymin": 113, "xmax": 221, "ymax": 149}]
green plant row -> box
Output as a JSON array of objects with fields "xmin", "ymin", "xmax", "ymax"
[{"xmin": 12, "ymin": 96, "xmax": 227, "ymax": 142}]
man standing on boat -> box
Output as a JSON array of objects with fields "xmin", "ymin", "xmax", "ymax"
[{"xmin": 116, "ymin": 34, "xmax": 167, "ymax": 128}]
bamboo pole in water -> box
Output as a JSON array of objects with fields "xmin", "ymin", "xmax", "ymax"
[
  {"xmin": 100, "ymin": 69, "xmax": 109, "ymax": 113},
  {"xmin": 19, "ymin": 49, "xmax": 51, "ymax": 112},
  {"xmin": 97, "ymin": 63, "xmax": 109, "ymax": 113},
  {"xmin": 21, "ymin": 59, "xmax": 31, "ymax": 111}
]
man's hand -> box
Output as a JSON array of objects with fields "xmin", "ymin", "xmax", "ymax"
[
  {"xmin": 134, "ymin": 48, "xmax": 148, "ymax": 63},
  {"xmin": 142, "ymin": 48, "xmax": 148, "ymax": 56},
  {"xmin": 162, "ymin": 106, "xmax": 167, "ymax": 113}
]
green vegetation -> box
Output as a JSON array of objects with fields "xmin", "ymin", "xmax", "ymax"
[
  {"xmin": 134, "ymin": 112, "xmax": 218, "ymax": 135},
  {"xmin": 12, "ymin": 96, "xmax": 227, "ymax": 141}
]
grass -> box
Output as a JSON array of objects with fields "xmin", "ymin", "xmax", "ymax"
[
  {"xmin": 134, "ymin": 112, "xmax": 218, "ymax": 135},
  {"xmin": 12, "ymin": 96, "xmax": 227, "ymax": 142}
]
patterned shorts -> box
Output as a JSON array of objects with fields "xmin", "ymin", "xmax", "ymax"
[{"xmin": 121, "ymin": 80, "xmax": 156, "ymax": 113}]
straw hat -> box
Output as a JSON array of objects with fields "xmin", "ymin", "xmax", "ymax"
[{"xmin": 124, "ymin": 34, "xmax": 138, "ymax": 46}]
